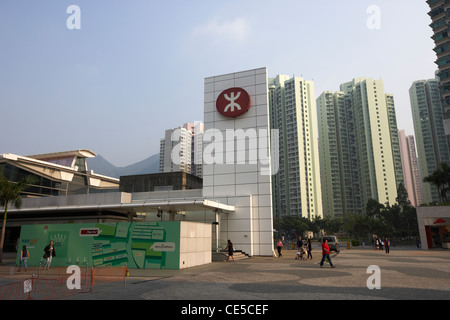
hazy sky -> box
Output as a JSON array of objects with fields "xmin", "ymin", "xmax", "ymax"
[{"xmin": 0, "ymin": 0, "xmax": 437, "ymax": 166}]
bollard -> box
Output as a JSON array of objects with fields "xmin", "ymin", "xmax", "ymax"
[
  {"xmin": 125, "ymin": 266, "xmax": 129, "ymax": 286},
  {"xmin": 347, "ymin": 242, "xmax": 350, "ymax": 249},
  {"xmin": 90, "ymin": 267, "xmax": 94, "ymax": 292}
]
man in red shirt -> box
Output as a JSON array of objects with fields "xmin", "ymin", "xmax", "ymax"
[{"xmin": 320, "ymin": 239, "xmax": 335, "ymax": 268}]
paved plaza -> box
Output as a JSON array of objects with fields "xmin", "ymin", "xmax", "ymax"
[
  {"xmin": 1, "ymin": 247, "xmax": 449, "ymax": 302},
  {"xmin": 73, "ymin": 247, "xmax": 450, "ymax": 300}
]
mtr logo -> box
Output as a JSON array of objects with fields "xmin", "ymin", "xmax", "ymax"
[{"xmin": 216, "ymin": 87, "xmax": 251, "ymax": 118}]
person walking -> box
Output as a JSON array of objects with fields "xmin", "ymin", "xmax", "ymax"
[
  {"xmin": 307, "ymin": 238, "xmax": 313, "ymax": 260},
  {"xmin": 18, "ymin": 245, "xmax": 29, "ymax": 272},
  {"xmin": 276, "ymin": 239, "xmax": 283, "ymax": 258},
  {"xmin": 43, "ymin": 240, "xmax": 56, "ymax": 270},
  {"xmin": 226, "ymin": 240, "xmax": 234, "ymax": 262},
  {"xmin": 297, "ymin": 236, "xmax": 303, "ymax": 250},
  {"xmin": 320, "ymin": 239, "xmax": 335, "ymax": 268},
  {"xmin": 384, "ymin": 237, "xmax": 390, "ymax": 254}
]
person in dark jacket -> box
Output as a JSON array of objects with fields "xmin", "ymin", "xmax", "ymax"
[
  {"xmin": 226, "ymin": 240, "xmax": 234, "ymax": 262},
  {"xmin": 43, "ymin": 240, "xmax": 56, "ymax": 270},
  {"xmin": 297, "ymin": 236, "xmax": 303, "ymax": 250},
  {"xmin": 307, "ymin": 238, "xmax": 313, "ymax": 260}
]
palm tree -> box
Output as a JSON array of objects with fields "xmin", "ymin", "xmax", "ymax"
[
  {"xmin": 0, "ymin": 174, "xmax": 35, "ymax": 263},
  {"xmin": 423, "ymin": 163, "xmax": 449, "ymax": 203}
]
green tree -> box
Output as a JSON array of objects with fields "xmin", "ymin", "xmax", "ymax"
[
  {"xmin": 423, "ymin": 163, "xmax": 449, "ymax": 203},
  {"xmin": 396, "ymin": 183, "xmax": 411, "ymax": 209},
  {"xmin": 366, "ymin": 198, "xmax": 384, "ymax": 218},
  {"xmin": 343, "ymin": 213, "xmax": 372, "ymax": 238},
  {"xmin": 395, "ymin": 182, "xmax": 417, "ymax": 236},
  {"xmin": 0, "ymin": 174, "xmax": 35, "ymax": 263}
]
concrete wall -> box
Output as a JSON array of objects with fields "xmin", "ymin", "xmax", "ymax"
[
  {"xmin": 417, "ymin": 206, "xmax": 450, "ymax": 249},
  {"xmin": 179, "ymin": 221, "xmax": 212, "ymax": 269},
  {"xmin": 21, "ymin": 192, "xmax": 132, "ymax": 208}
]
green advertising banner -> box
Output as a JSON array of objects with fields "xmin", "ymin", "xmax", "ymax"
[{"xmin": 17, "ymin": 222, "xmax": 181, "ymax": 269}]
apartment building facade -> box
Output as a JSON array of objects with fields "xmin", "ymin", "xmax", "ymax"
[
  {"xmin": 410, "ymin": 79, "xmax": 450, "ymax": 203},
  {"xmin": 317, "ymin": 78, "xmax": 404, "ymax": 217},
  {"xmin": 268, "ymin": 75, "xmax": 323, "ymax": 220},
  {"xmin": 398, "ymin": 130, "xmax": 423, "ymax": 207}
]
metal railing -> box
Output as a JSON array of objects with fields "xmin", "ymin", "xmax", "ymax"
[{"xmin": 0, "ymin": 264, "xmax": 127, "ymax": 300}]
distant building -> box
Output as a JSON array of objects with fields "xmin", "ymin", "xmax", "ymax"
[
  {"xmin": 120, "ymin": 172, "xmax": 202, "ymax": 193},
  {"xmin": 159, "ymin": 122, "xmax": 204, "ymax": 177},
  {"xmin": 183, "ymin": 122, "xmax": 204, "ymax": 178},
  {"xmin": 0, "ymin": 150, "xmax": 119, "ymax": 197},
  {"xmin": 410, "ymin": 78, "xmax": 450, "ymax": 203},
  {"xmin": 0, "ymin": 149, "xmax": 120, "ymax": 251},
  {"xmin": 0, "ymin": 67, "xmax": 278, "ymax": 259},
  {"xmin": 427, "ymin": 0, "xmax": 450, "ymax": 141},
  {"xmin": 398, "ymin": 130, "xmax": 423, "ymax": 207},
  {"xmin": 317, "ymin": 78, "xmax": 403, "ymax": 217},
  {"xmin": 268, "ymin": 75, "xmax": 323, "ymax": 220}
]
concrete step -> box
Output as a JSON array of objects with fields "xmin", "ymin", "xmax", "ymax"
[{"xmin": 212, "ymin": 250, "xmax": 249, "ymax": 261}]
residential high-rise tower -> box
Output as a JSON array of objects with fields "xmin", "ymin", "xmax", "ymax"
[
  {"xmin": 269, "ymin": 75, "xmax": 323, "ymax": 220},
  {"xmin": 410, "ymin": 79, "xmax": 450, "ymax": 203},
  {"xmin": 159, "ymin": 126, "xmax": 192, "ymax": 174},
  {"xmin": 398, "ymin": 130, "xmax": 423, "ymax": 207},
  {"xmin": 317, "ymin": 78, "xmax": 404, "ymax": 217},
  {"xmin": 427, "ymin": 1, "xmax": 450, "ymax": 125}
]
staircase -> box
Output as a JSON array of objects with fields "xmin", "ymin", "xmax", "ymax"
[{"xmin": 212, "ymin": 250, "xmax": 250, "ymax": 261}]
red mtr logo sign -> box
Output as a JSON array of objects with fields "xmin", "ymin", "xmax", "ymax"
[{"xmin": 216, "ymin": 87, "xmax": 251, "ymax": 118}]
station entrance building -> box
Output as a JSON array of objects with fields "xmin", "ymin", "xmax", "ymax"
[{"xmin": 1, "ymin": 68, "xmax": 276, "ymax": 266}]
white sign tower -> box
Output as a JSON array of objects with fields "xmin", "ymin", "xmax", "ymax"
[{"xmin": 203, "ymin": 67, "xmax": 274, "ymax": 256}]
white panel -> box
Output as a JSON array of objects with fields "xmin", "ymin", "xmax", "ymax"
[
  {"xmin": 258, "ymin": 173, "xmax": 271, "ymax": 183},
  {"xmin": 215, "ymin": 73, "xmax": 235, "ymax": 82},
  {"xmin": 241, "ymin": 85, "xmax": 256, "ymax": 97},
  {"xmin": 225, "ymin": 195, "xmax": 251, "ymax": 207},
  {"xmin": 234, "ymin": 116, "xmax": 257, "ymax": 130},
  {"xmin": 236, "ymin": 183, "xmax": 259, "ymax": 195},
  {"xmin": 235, "ymin": 163, "xmax": 258, "ymax": 173},
  {"xmin": 204, "ymin": 82, "xmax": 214, "ymax": 93},
  {"xmin": 235, "ymin": 76, "xmax": 256, "ymax": 87},
  {"xmin": 214, "ymin": 164, "xmax": 235, "ymax": 175},
  {"xmin": 235, "ymin": 69, "xmax": 256, "ymax": 78},
  {"xmin": 204, "ymin": 92, "xmax": 215, "ymax": 103},
  {"xmin": 255, "ymin": 73, "xmax": 267, "ymax": 85},
  {"xmin": 213, "ymin": 120, "xmax": 234, "ymax": 131},
  {"xmin": 204, "ymin": 111, "xmax": 214, "ymax": 123},
  {"xmin": 215, "ymin": 79, "xmax": 235, "ymax": 92},
  {"xmin": 227, "ymin": 219, "xmax": 251, "ymax": 232},
  {"xmin": 213, "ymin": 185, "xmax": 235, "ymax": 197},
  {"xmin": 205, "ymin": 101, "xmax": 217, "ymax": 114},
  {"xmin": 236, "ymin": 172, "xmax": 258, "ymax": 185},
  {"xmin": 205, "ymin": 76, "xmax": 215, "ymax": 84},
  {"xmin": 257, "ymin": 207, "xmax": 273, "ymax": 221},
  {"xmin": 257, "ymin": 115, "xmax": 269, "ymax": 128},
  {"xmin": 202, "ymin": 186, "xmax": 214, "ymax": 198},
  {"xmin": 213, "ymin": 173, "xmax": 235, "ymax": 186},
  {"xmin": 254, "ymin": 195, "xmax": 272, "ymax": 207},
  {"xmin": 255, "ymin": 93, "xmax": 268, "ymax": 106},
  {"xmin": 256, "ymin": 83, "xmax": 268, "ymax": 95},
  {"xmin": 202, "ymin": 174, "xmax": 214, "ymax": 187},
  {"xmin": 258, "ymin": 182, "xmax": 272, "ymax": 195}
]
